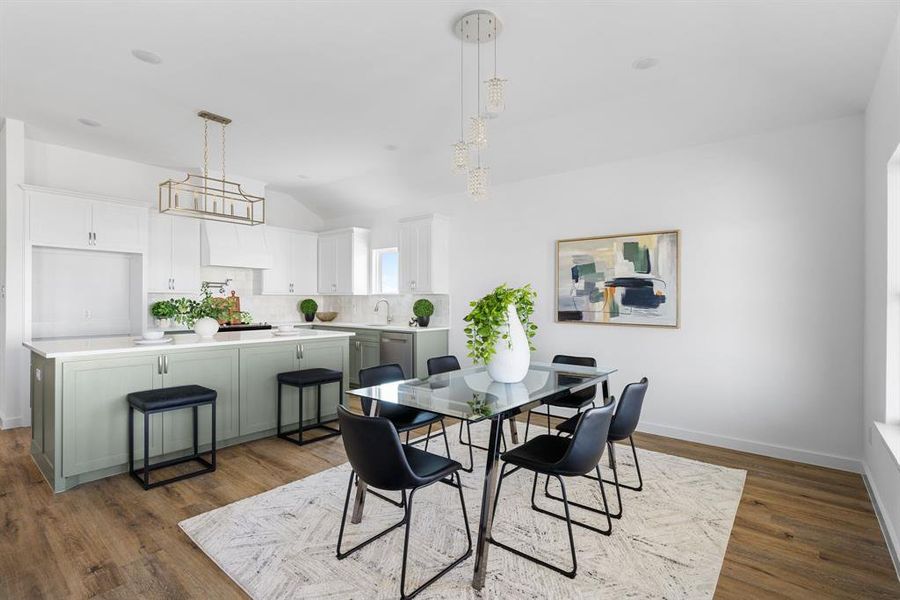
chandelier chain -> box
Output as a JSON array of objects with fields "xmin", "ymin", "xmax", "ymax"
[{"xmin": 202, "ymin": 117, "xmax": 209, "ymax": 179}]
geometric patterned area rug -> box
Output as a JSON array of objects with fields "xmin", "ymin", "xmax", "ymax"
[{"xmin": 180, "ymin": 423, "xmax": 746, "ymax": 599}]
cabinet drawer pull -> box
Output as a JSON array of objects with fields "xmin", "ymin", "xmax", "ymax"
[
  {"xmin": 163, "ymin": 355, "xmax": 169, "ymax": 374},
  {"xmin": 299, "ymin": 344, "xmax": 304, "ymax": 359},
  {"xmin": 157, "ymin": 355, "xmax": 163, "ymax": 374}
]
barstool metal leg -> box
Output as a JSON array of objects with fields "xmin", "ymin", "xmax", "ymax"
[
  {"xmin": 192, "ymin": 405, "xmax": 199, "ymax": 456},
  {"xmin": 143, "ymin": 410, "xmax": 150, "ymax": 490},
  {"xmin": 276, "ymin": 382, "xmax": 282, "ymax": 437},
  {"xmin": 128, "ymin": 406, "xmax": 134, "ymax": 477}
]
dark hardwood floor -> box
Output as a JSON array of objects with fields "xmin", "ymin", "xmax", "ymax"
[{"xmin": 1, "ymin": 412, "xmax": 898, "ymax": 599}]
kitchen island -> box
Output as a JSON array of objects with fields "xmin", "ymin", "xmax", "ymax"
[{"xmin": 25, "ymin": 329, "xmax": 353, "ymax": 492}]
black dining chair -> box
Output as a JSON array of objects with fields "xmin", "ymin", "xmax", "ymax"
[
  {"xmin": 489, "ymin": 403, "xmax": 616, "ymax": 578},
  {"xmin": 426, "ymin": 355, "xmax": 506, "ymax": 473},
  {"xmin": 357, "ymin": 363, "xmax": 452, "ymax": 509},
  {"xmin": 335, "ymin": 406, "xmax": 472, "ymax": 600},
  {"xmin": 359, "ymin": 363, "xmax": 451, "ymax": 456},
  {"xmin": 555, "ymin": 377, "xmax": 649, "ymax": 519},
  {"xmin": 524, "ymin": 355, "xmax": 597, "ymax": 443}
]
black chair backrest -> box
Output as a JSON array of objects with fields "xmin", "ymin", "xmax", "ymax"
[
  {"xmin": 553, "ymin": 354, "xmax": 596, "ymax": 405},
  {"xmin": 358, "ymin": 363, "xmax": 406, "ymax": 415},
  {"xmin": 337, "ymin": 406, "xmax": 418, "ymax": 491},
  {"xmin": 554, "ymin": 402, "xmax": 615, "ymax": 476},
  {"xmin": 427, "ymin": 355, "xmax": 461, "ymax": 376},
  {"xmin": 609, "ymin": 377, "xmax": 649, "ymax": 439}
]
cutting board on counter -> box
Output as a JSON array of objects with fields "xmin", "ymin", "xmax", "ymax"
[{"xmin": 213, "ymin": 291, "xmax": 242, "ymax": 325}]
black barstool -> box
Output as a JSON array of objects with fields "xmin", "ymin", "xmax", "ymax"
[
  {"xmin": 426, "ymin": 355, "xmax": 506, "ymax": 473},
  {"xmin": 335, "ymin": 406, "xmax": 471, "ymax": 599},
  {"xmin": 524, "ymin": 354, "xmax": 598, "ymax": 442},
  {"xmin": 555, "ymin": 377, "xmax": 649, "ymax": 519},
  {"xmin": 489, "ymin": 403, "xmax": 616, "ymax": 578},
  {"xmin": 127, "ymin": 384, "xmax": 217, "ymax": 490},
  {"xmin": 277, "ymin": 368, "xmax": 344, "ymax": 446}
]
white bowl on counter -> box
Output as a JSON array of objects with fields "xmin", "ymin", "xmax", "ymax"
[{"xmin": 142, "ymin": 330, "xmax": 165, "ymax": 341}]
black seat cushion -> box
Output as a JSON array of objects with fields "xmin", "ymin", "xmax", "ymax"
[
  {"xmin": 556, "ymin": 412, "xmax": 629, "ymax": 441},
  {"xmin": 381, "ymin": 404, "xmax": 443, "ymax": 432},
  {"xmin": 127, "ymin": 385, "xmax": 216, "ymax": 412},
  {"xmin": 403, "ymin": 444, "xmax": 461, "ymax": 485},
  {"xmin": 277, "ymin": 368, "xmax": 343, "ymax": 386},
  {"xmin": 501, "ymin": 434, "xmax": 572, "ymax": 475}
]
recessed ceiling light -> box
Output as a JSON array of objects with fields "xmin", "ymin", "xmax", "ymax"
[
  {"xmin": 131, "ymin": 49, "xmax": 163, "ymax": 65},
  {"xmin": 383, "ymin": 144, "xmax": 399, "ymax": 152},
  {"xmin": 77, "ymin": 118, "xmax": 101, "ymax": 127},
  {"xmin": 632, "ymin": 57, "xmax": 659, "ymax": 70}
]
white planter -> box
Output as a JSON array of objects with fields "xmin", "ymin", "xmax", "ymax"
[
  {"xmin": 487, "ymin": 304, "xmax": 530, "ymax": 383},
  {"xmin": 155, "ymin": 318, "xmax": 171, "ymax": 329},
  {"xmin": 193, "ymin": 317, "xmax": 220, "ymax": 338}
]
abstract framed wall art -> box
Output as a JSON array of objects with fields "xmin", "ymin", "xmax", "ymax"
[{"xmin": 556, "ymin": 230, "xmax": 680, "ymax": 327}]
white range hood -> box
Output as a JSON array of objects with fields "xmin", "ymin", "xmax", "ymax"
[{"xmin": 201, "ymin": 221, "xmax": 273, "ymax": 269}]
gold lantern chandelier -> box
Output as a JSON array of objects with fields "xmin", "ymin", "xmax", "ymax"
[{"xmin": 159, "ymin": 111, "xmax": 265, "ymax": 225}]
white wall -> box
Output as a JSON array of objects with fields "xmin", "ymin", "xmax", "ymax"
[
  {"xmin": 863, "ymin": 13, "xmax": 900, "ymax": 570},
  {"xmin": 326, "ymin": 115, "xmax": 866, "ymax": 470},
  {"xmin": 0, "ymin": 119, "xmax": 27, "ymax": 429}
]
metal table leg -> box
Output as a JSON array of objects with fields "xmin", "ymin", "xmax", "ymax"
[
  {"xmin": 350, "ymin": 398, "xmax": 379, "ymax": 524},
  {"xmin": 472, "ymin": 416, "xmax": 504, "ymax": 590},
  {"xmin": 508, "ymin": 417, "xmax": 519, "ymax": 445}
]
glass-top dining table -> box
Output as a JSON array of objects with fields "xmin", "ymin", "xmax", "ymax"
[{"xmin": 346, "ymin": 361, "xmax": 617, "ymax": 590}]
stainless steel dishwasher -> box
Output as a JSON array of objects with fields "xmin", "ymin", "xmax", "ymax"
[{"xmin": 380, "ymin": 332, "xmax": 414, "ymax": 378}]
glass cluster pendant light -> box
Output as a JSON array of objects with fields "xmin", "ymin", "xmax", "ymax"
[{"xmin": 452, "ymin": 9, "xmax": 506, "ymax": 200}]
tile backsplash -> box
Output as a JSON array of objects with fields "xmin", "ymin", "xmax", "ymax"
[{"xmin": 148, "ymin": 266, "xmax": 450, "ymax": 328}]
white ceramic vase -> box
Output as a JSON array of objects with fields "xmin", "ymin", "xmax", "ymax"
[
  {"xmin": 155, "ymin": 318, "xmax": 171, "ymax": 329},
  {"xmin": 193, "ymin": 317, "xmax": 220, "ymax": 338},
  {"xmin": 487, "ymin": 304, "xmax": 530, "ymax": 383}
]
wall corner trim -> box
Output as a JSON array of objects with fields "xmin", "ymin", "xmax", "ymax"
[{"xmin": 862, "ymin": 463, "xmax": 900, "ymax": 581}]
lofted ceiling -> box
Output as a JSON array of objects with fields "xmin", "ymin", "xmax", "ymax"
[{"xmin": 1, "ymin": 1, "xmax": 897, "ymax": 218}]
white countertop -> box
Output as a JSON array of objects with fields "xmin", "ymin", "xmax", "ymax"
[
  {"xmin": 24, "ymin": 329, "xmax": 354, "ymax": 359},
  {"xmin": 310, "ymin": 321, "xmax": 449, "ymax": 333}
]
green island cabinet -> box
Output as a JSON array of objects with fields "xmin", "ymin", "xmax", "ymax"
[{"xmin": 29, "ymin": 336, "xmax": 349, "ymax": 492}]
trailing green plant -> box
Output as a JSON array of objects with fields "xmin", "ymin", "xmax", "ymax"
[
  {"xmin": 463, "ymin": 284, "xmax": 538, "ymax": 365},
  {"xmin": 412, "ymin": 298, "xmax": 434, "ymax": 318},
  {"xmin": 150, "ymin": 299, "xmax": 177, "ymax": 320},
  {"xmin": 172, "ymin": 284, "xmax": 229, "ymax": 328},
  {"xmin": 298, "ymin": 298, "xmax": 318, "ymax": 315}
]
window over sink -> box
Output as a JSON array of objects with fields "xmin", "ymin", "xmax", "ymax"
[{"xmin": 372, "ymin": 247, "xmax": 399, "ymax": 294}]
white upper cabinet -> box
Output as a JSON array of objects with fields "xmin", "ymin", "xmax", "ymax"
[
  {"xmin": 256, "ymin": 226, "xmax": 317, "ymax": 295},
  {"xmin": 398, "ymin": 215, "xmax": 449, "ymax": 294},
  {"xmin": 148, "ymin": 213, "xmax": 202, "ymax": 294},
  {"xmin": 26, "ymin": 188, "xmax": 147, "ymax": 254},
  {"xmin": 317, "ymin": 227, "xmax": 369, "ymax": 295}
]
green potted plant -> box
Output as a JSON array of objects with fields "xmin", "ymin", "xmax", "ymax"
[
  {"xmin": 173, "ymin": 284, "xmax": 229, "ymax": 338},
  {"xmin": 150, "ymin": 300, "xmax": 177, "ymax": 329},
  {"xmin": 298, "ymin": 298, "xmax": 318, "ymax": 322},
  {"xmin": 412, "ymin": 298, "xmax": 434, "ymax": 327},
  {"xmin": 463, "ymin": 284, "xmax": 537, "ymax": 382}
]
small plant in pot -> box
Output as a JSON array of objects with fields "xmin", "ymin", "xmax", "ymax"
[
  {"xmin": 412, "ymin": 298, "xmax": 434, "ymax": 327},
  {"xmin": 150, "ymin": 300, "xmax": 177, "ymax": 329},
  {"xmin": 464, "ymin": 284, "xmax": 537, "ymax": 383},
  {"xmin": 173, "ymin": 284, "xmax": 229, "ymax": 338},
  {"xmin": 298, "ymin": 298, "xmax": 318, "ymax": 323}
]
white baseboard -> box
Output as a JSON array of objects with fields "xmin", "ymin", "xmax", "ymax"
[
  {"xmin": 0, "ymin": 414, "xmax": 29, "ymax": 430},
  {"xmin": 636, "ymin": 421, "xmax": 863, "ymax": 473},
  {"xmin": 862, "ymin": 464, "xmax": 900, "ymax": 581}
]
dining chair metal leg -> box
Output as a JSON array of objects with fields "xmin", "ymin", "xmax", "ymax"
[
  {"xmin": 423, "ymin": 423, "xmax": 433, "ymax": 452},
  {"xmin": 399, "ymin": 472, "xmax": 473, "ymax": 600},
  {"xmin": 440, "ymin": 419, "xmax": 452, "ymax": 460},
  {"xmin": 600, "ymin": 436, "xmax": 644, "ymax": 492},
  {"xmin": 459, "ymin": 420, "xmax": 507, "ymax": 474},
  {"xmin": 336, "ymin": 471, "xmax": 408, "ymax": 559},
  {"xmin": 541, "ymin": 464, "xmax": 619, "ymax": 526},
  {"xmin": 355, "ymin": 473, "xmax": 407, "ymax": 509},
  {"xmin": 488, "ymin": 469, "xmax": 579, "ymax": 578}
]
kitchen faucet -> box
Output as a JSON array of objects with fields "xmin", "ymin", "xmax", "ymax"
[{"xmin": 374, "ymin": 298, "xmax": 392, "ymax": 324}]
